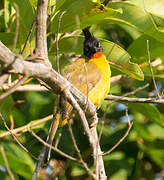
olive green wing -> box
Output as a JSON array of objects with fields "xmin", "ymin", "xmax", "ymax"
[{"xmin": 65, "ymin": 58, "xmax": 101, "ymax": 96}]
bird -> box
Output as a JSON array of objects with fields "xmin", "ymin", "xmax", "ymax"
[{"xmin": 43, "ymin": 27, "xmax": 111, "ymax": 163}]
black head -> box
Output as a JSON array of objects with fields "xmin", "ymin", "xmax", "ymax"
[{"xmin": 83, "ymin": 28, "xmax": 103, "ymax": 59}]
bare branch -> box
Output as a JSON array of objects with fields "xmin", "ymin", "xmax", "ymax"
[
  {"xmin": 67, "ymin": 121, "xmax": 95, "ymax": 179},
  {"xmin": 0, "ymin": 41, "xmax": 96, "ymax": 116},
  {"xmin": 0, "ymin": 40, "xmax": 102, "ymax": 177},
  {"xmin": 0, "ymin": 146, "xmax": 15, "ymax": 180},
  {"xmin": 21, "ymin": 20, "xmax": 36, "ymax": 55},
  {"xmin": 0, "ymin": 74, "xmax": 9, "ymax": 86},
  {"xmin": 56, "ymin": 11, "xmax": 66, "ymax": 73},
  {"xmin": 146, "ymin": 40, "xmax": 161, "ymax": 99},
  {"xmin": 90, "ymin": 125, "xmax": 107, "ymax": 180},
  {"xmin": 0, "ymin": 113, "xmax": 38, "ymax": 160},
  {"xmin": 0, "ymin": 114, "xmax": 53, "ymax": 138},
  {"xmin": 13, "ymin": 3, "xmax": 20, "ymax": 51},
  {"xmin": 106, "ymin": 95, "xmax": 164, "ymax": 104},
  {"xmin": 0, "ymin": 75, "xmax": 29, "ymax": 103},
  {"xmin": 63, "ymin": 90, "xmax": 106, "ymax": 179},
  {"xmin": 35, "ymin": 0, "xmax": 51, "ymax": 67},
  {"xmin": 0, "ymin": 75, "xmax": 122, "ymax": 92},
  {"xmin": 0, "ymin": 84, "xmax": 47, "ymax": 91},
  {"xmin": 101, "ymin": 109, "xmax": 133, "ymax": 156},
  {"xmin": 29, "ymin": 129, "xmax": 78, "ymax": 162},
  {"xmin": 122, "ymin": 83, "xmax": 149, "ymax": 97}
]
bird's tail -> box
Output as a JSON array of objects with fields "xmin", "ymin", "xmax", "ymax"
[
  {"xmin": 43, "ymin": 110, "xmax": 61, "ymax": 163},
  {"xmin": 43, "ymin": 95, "xmax": 71, "ymax": 163}
]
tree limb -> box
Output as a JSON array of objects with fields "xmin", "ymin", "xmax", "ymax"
[{"xmin": 106, "ymin": 95, "xmax": 164, "ymax": 104}]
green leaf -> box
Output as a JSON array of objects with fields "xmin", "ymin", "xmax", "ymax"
[
  {"xmin": 50, "ymin": 0, "xmax": 120, "ymax": 33},
  {"xmin": 0, "ymin": 32, "xmax": 15, "ymax": 48},
  {"xmin": 129, "ymin": 0, "xmax": 164, "ymax": 17},
  {"xmin": 9, "ymin": 0, "xmax": 35, "ymax": 55},
  {"xmin": 147, "ymin": 148, "xmax": 164, "ymax": 168},
  {"xmin": 148, "ymin": 124, "xmax": 164, "ymax": 139},
  {"xmin": 49, "ymin": 36, "xmax": 144, "ymax": 80},
  {"xmin": 102, "ymin": 39, "xmax": 144, "ymax": 80},
  {"xmin": 133, "ymin": 120, "xmax": 156, "ymax": 141},
  {"xmin": 4, "ymin": 0, "xmax": 10, "ymax": 29},
  {"xmin": 103, "ymin": 152, "xmax": 130, "ymax": 180},
  {"xmin": 0, "ymin": 143, "xmax": 34, "ymax": 179},
  {"xmin": 127, "ymin": 34, "xmax": 164, "ymax": 64},
  {"xmin": 108, "ymin": 2, "xmax": 164, "ymax": 44},
  {"xmin": 129, "ymin": 103, "xmax": 164, "ymax": 128}
]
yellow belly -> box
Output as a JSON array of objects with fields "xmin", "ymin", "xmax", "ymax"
[{"xmin": 87, "ymin": 54, "xmax": 111, "ymax": 107}]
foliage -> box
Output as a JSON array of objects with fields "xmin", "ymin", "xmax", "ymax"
[{"xmin": 0, "ymin": 0, "xmax": 164, "ymax": 179}]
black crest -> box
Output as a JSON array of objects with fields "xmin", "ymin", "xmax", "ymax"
[{"xmin": 83, "ymin": 28, "xmax": 103, "ymax": 59}]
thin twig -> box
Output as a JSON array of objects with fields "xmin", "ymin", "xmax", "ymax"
[
  {"xmin": 56, "ymin": 11, "xmax": 66, "ymax": 73},
  {"xmin": 54, "ymin": 133, "xmax": 62, "ymax": 148},
  {"xmin": 0, "ymin": 114, "xmax": 53, "ymax": 138},
  {"xmin": 43, "ymin": 109, "xmax": 61, "ymax": 163},
  {"xmin": 106, "ymin": 95, "xmax": 164, "ymax": 104},
  {"xmin": 0, "ymin": 84, "xmax": 47, "ymax": 91},
  {"xmin": 29, "ymin": 129, "xmax": 78, "ymax": 162},
  {"xmin": 101, "ymin": 109, "xmax": 133, "ymax": 156},
  {"xmin": 13, "ymin": 3, "xmax": 19, "ymax": 51},
  {"xmin": 103, "ymin": 83, "xmax": 149, "ymax": 120},
  {"xmin": 32, "ymin": 147, "xmax": 45, "ymax": 180},
  {"xmin": 21, "ymin": 20, "xmax": 36, "ymax": 55},
  {"xmin": 98, "ymin": 120, "xmax": 104, "ymax": 143},
  {"xmin": 67, "ymin": 121, "xmax": 95, "ymax": 179},
  {"xmin": 0, "ymin": 75, "xmax": 29, "ymax": 103},
  {"xmin": 0, "ymin": 146, "xmax": 15, "ymax": 180},
  {"xmin": 0, "ymin": 74, "xmax": 9, "ymax": 86},
  {"xmin": 0, "ymin": 113, "xmax": 38, "ymax": 160},
  {"xmin": 146, "ymin": 40, "xmax": 161, "ymax": 99},
  {"xmin": 84, "ymin": 64, "xmax": 89, "ymax": 112},
  {"xmin": 122, "ymin": 83, "xmax": 149, "ymax": 97},
  {"xmin": 0, "ymin": 76, "xmax": 122, "ymax": 92}
]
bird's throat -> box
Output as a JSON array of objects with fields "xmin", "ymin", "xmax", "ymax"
[{"xmin": 91, "ymin": 52, "xmax": 103, "ymax": 59}]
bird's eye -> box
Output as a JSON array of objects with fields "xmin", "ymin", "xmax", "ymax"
[{"xmin": 96, "ymin": 42, "xmax": 100, "ymax": 47}]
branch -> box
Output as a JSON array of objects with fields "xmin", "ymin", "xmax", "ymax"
[
  {"xmin": 0, "ymin": 114, "xmax": 53, "ymax": 138},
  {"xmin": 12, "ymin": 3, "xmax": 20, "ymax": 51},
  {"xmin": 21, "ymin": 20, "xmax": 35, "ymax": 55},
  {"xmin": 35, "ymin": 0, "xmax": 51, "ymax": 67},
  {"xmin": 29, "ymin": 129, "xmax": 78, "ymax": 162},
  {"xmin": 56, "ymin": 11, "xmax": 66, "ymax": 73},
  {"xmin": 67, "ymin": 121, "xmax": 95, "ymax": 179},
  {"xmin": 0, "ymin": 29, "xmax": 99, "ymax": 179},
  {"xmin": 147, "ymin": 40, "xmax": 161, "ymax": 99},
  {"xmin": 0, "ymin": 41, "xmax": 96, "ymax": 117},
  {"xmin": 0, "ymin": 113, "xmax": 38, "ymax": 160},
  {"xmin": 0, "ymin": 75, "xmax": 29, "ymax": 103},
  {"xmin": 0, "ymin": 146, "xmax": 15, "ymax": 180},
  {"xmin": 106, "ymin": 95, "xmax": 164, "ymax": 104},
  {"xmin": 0, "ymin": 84, "xmax": 48, "ymax": 91},
  {"xmin": 0, "ymin": 75, "xmax": 122, "ymax": 92},
  {"xmin": 101, "ymin": 109, "xmax": 133, "ymax": 156}
]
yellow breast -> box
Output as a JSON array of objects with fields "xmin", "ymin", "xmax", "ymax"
[{"xmin": 88, "ymin": 54, "xmax": 111, "ymax": 107}]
